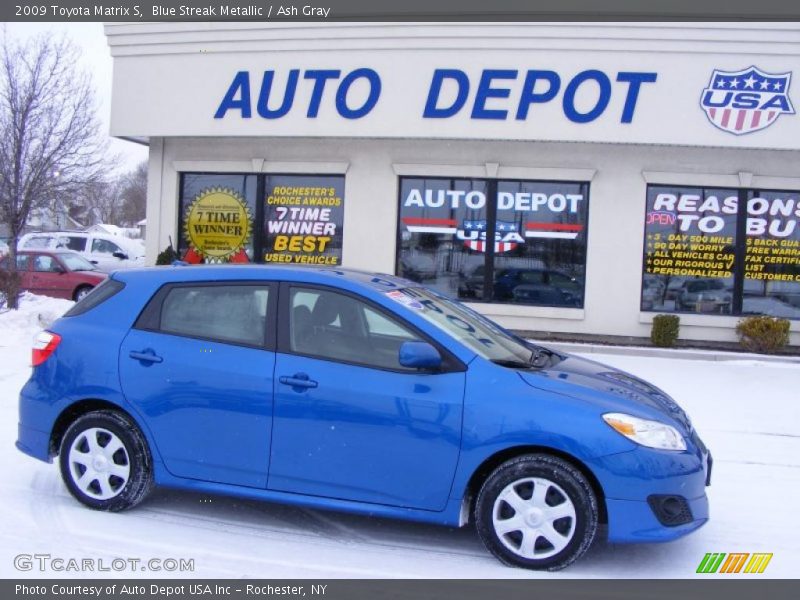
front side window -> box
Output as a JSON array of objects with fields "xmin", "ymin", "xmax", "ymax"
[
  {"xmin": 160, "ymin": 285, "xmax": 270, "ymax": 346},
  {"xmin": 397, "ymin": 177, "xmax": 589, "ymax": 307},
  {"xmin": 33, "ymin": 255, "xmax": 59, "ymax": 272},
  {"xmin": 289, "ymin": 287, "xmax": 421, "ymax": 370},
  {"xmin": 91, "ymin": 239, "xmax": 123, "ymax": 255}
]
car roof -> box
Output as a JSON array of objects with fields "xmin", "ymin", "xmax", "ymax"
[{"xmin": 112, "ymin": 265, "xmax": 418, "ymax": 293}]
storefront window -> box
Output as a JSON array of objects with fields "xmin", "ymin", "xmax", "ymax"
[
  {"xmin": 742, "ymin": 190, "xmax": 800, "ymax": 319},
  {"xmin": 642, "ymin": 185, "xmax": 800, "ymax": 319},
  {"xmin": 179, "ymin": 173, "xmax": 257, "ymax": 263},
  {"xmin": 263, "ymin": 175, "xmax": 345, "ymax": 266},
  {"xmin": 397, "ymin": 177, "xmax": 589, "ymax": 307},
  {"xmin": 178, "ymin": 173, "xmax": 344, "ymax": 266}
]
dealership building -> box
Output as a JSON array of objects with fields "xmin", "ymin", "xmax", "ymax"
[{"xmin": 105, "ymin": 22, "xmax": 800, "ymax": 345}]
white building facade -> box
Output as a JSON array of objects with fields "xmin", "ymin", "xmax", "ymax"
[{"xmin": 106, "ymin": 22, "xmax": 800, "ymax": 344}]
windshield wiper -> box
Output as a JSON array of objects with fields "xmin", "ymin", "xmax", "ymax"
[{"xmin": 491, "ymin": 359, "xmax": 534, "ymax": 370}]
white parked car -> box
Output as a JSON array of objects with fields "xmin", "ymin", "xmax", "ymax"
[{"xmin": 17, "ymin": 231, "xmax": 145, "ymax": 273}]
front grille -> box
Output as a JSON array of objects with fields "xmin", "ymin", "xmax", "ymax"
[{"xmin": 648, "ymin": 494, "xmax": 694, "ymax": 527}]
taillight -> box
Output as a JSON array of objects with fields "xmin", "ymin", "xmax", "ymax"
[{"xmin": 32, "ymin": 331, "xmax": 61, "ymax": 367}]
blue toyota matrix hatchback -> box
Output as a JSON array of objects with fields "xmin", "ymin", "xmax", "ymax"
[{"xmin": 17, "ymin": 266, "xmax": 711, "ymax": 570}]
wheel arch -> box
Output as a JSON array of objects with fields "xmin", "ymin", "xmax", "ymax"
[
  {"xmin": 459, "ymin": 445, "xmax": 608, "ymax": 527},
  {"xmin": 49, "ymin": 398, "xmax": 145, "ymax": 458}
]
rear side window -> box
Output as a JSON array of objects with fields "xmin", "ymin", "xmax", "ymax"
[
  {"xmin": 56, "ymin": 236, "xmax": 87, "ymax": 252},
  {"xmin": 159, "ymin": 285, "xmax": 270, "ymax": 347},
  {"xmin": 64, "ymin": 279, "xmax": 126, "ymax": 317},
  {"xmin": 3, "ymin": 255, "xmax": 31, "ymax": 270}
]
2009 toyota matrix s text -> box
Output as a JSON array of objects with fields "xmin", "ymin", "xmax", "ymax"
[{"xmin": 16, "ymin": 266, "xmax": 711, "ymax": 570}]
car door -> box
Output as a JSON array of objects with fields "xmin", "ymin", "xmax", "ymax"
[
  {"xmin": 87, "ymin": 237, "xmax": 126, "ymax": 272},
  {"xmin": 29, "ymin": 254, "xmax": 70, "ymax": 298},
  {"xmin": 119, "ymin": 282, "xmax": 277, "ymax": 488},
  {"xmin": 1, "ymin": 254, "xmax": 32, "ymax": 292},
  {"xmin": 269, "ymin": 284, "xmax": 465, "ymax": 511}
]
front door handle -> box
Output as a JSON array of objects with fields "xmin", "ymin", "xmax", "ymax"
[
  {"xmin": 279, "ymin": 373, "xmax": 318, "ymax": 389},
  {"xmin": 129, "ymin": 349, "xmax": 163, "ymax": 364}
]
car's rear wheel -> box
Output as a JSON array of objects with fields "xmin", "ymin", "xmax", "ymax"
[
  {"xmin": 73, "ymin": 285, "xmax": 93, "ymax": 302},
  {"xmin": 475, "ymin": 454, "xmax": 598, "ymax": 570},
  {"xmin": 59, "ymin": 410, "xmax": 153, "ymax": 511}
]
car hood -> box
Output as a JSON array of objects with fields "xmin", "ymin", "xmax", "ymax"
[{"xmin": 518, "ymin": 353, "xmax": 692, "ymax": 431}]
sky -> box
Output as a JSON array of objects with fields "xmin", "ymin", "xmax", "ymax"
[{"xmin": 3, "ymin": 22, "xmax": 149, "ymax": 173}]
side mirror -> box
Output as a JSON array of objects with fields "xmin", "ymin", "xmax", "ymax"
[
  {"xmin": 399, "ymin": 341, "xmax": 442, "ymax": 370},
  {"xmin": 112, "ymin": 251, "xmax": 128, "ymax": 260},
  {"xmin": 53, "ymin": 264, "xmax": 65, "ymax": 274}
]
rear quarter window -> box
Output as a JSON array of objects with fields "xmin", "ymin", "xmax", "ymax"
[{"xmin": 63, "ymin": 279, "xmax": 126, "ymax": 317}]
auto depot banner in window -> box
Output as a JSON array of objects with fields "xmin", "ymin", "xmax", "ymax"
[
  {"xmin": 263, "ymin": 175, "xmax": 345, "ymax": 265},
  {"xmin": 397, "ymin": 177, "xmax": 588, "ymax": 307},
  {"xmin": 642, "ymin": 185, "xmax": 800, "ymax": 318}
]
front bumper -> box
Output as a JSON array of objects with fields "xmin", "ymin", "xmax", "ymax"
[
  {"xmin": 606, "ymin": 494, "xmax": 708, "ymax": 542},
  {"xmin": 589, "ymin": 443, "xmax": 711, "ymax": 543}
]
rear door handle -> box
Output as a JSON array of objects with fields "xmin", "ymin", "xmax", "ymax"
[
  {"xmin": 279, "ymin": 373, "xmax": 318, "ymax": 389},
  {"xmin": 129, "ymin": 349, "xmax": 163, "ymax": 364}
]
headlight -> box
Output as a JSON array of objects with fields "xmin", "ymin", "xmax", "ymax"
[{"xmin": 602, "ymin": 412, "xmax": 686, "ymax": 451}]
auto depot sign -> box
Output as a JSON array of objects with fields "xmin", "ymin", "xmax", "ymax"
[
  {"xmin": 214, "ymin": 68, "xmax": 658, "ymax": 124},
  {"xmin": 110, "ymin": 49, "xmax": 800, "ymax": 148}
]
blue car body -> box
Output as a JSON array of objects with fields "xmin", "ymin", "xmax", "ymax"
[{"xmin": 17, "ymin": 266, "xmax": 710, "ymax": 544}]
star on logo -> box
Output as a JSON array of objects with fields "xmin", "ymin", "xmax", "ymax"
[
  {"xmin": 759, "ymin": 79, "xmax": 771, "ymax": 90},
  {"xmin": 743, "ymin": 75, "xmax": 757, "ymax": 88},
  {"xmin": 773, "ymin": 81, "xmax": 783, "ymax": 91},
  {"xmin": 715, "ymin": 77, "xmax": 727, "ymax": 88},
  {"xmin": 729, "ymin": 78, "xmax": 740, "ymax": 88}
]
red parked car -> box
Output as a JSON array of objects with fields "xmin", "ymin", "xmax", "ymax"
[{"xmin": 1, "ymin": 250, "xmax": 107, "ymax": 301}]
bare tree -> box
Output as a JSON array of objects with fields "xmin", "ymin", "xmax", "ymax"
[
  {"xmin": 119, "ymin": 160, "xmax": 147, "ymax": 226},
  {"xmin": 0, "ymin": 31, "xmax": 106, "ymax": 308},
  {"xmin": 80, "ymin": 179, "xmax": 124, "ymax": 226}
]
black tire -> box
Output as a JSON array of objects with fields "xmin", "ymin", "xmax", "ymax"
[
  {"xmin": 474, "ymin": 454, "xmax": 598, "ymax": 571},
  {"xmin": 73, "ymin": 285, "xmax": 93, "ymax": 302},
  {"xmin": 59, "ymin": 409, "xmax": 154, "ymax": 512}
]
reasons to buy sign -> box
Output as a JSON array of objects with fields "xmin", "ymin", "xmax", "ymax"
[
  {"xmin": 183, "ymin": 187, "xmax": 252, "ymax": 261},
  {"xmin": 264, "ymin": 175, "xmax": 345, "ymax": 265}
]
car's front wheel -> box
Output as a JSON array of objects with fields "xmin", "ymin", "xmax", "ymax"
[
  {"xmin": 59, "ymin": 410, "xmax": 153, "ymax": 511},
  {"xmin": 475, "ymin": 454, "xmax": 598, "ymax": 570}
]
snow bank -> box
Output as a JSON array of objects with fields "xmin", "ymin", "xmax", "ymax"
[
  {"xmin": 0, "ymin": 293, "xmax": 74, "ymax": 381},
  {"xmin": 0, "ymin": 292, "xmax": 74, "ymax": 340}
]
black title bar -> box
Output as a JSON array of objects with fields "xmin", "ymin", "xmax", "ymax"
[{"xmin": 6, "ymin": 0, "xmax": 800, "ymax": 22}]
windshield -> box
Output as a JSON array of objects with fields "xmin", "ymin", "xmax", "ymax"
[
  {"xmin": 386, "ymin": 287, "xmax": 536, "ymax": 364},
  {"xmin": 58, "ymin": 253, "xmax": 97, "ymax": 271}
]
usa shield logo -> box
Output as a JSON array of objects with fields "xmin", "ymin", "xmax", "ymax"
[{"xmin": 700, "ymin": 66, "xmax": 794, "ymax": 135}]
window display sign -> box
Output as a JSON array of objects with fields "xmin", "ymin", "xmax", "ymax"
[
  {"xmin": 263, "ymin": 175, "xmax": 345, "ymax": 266},
  {"xmin": 397, "ymin": 177, "xmax": 588, "ymax": 307},
  {"xmin": 743, "ymin": 191, "xmax": 800, "ymax": 317},
  {"xmin": 642, "ymin": 185, "xmax": 800, "ymax": 319},
  {"xmin": 181, "ymin": 184, "xmax": 254, "ymax": 263}
]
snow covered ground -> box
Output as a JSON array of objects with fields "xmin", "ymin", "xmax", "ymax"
[{"xmin": 0, "ymin": 294, "xmax": 798, "ymax": 578}]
